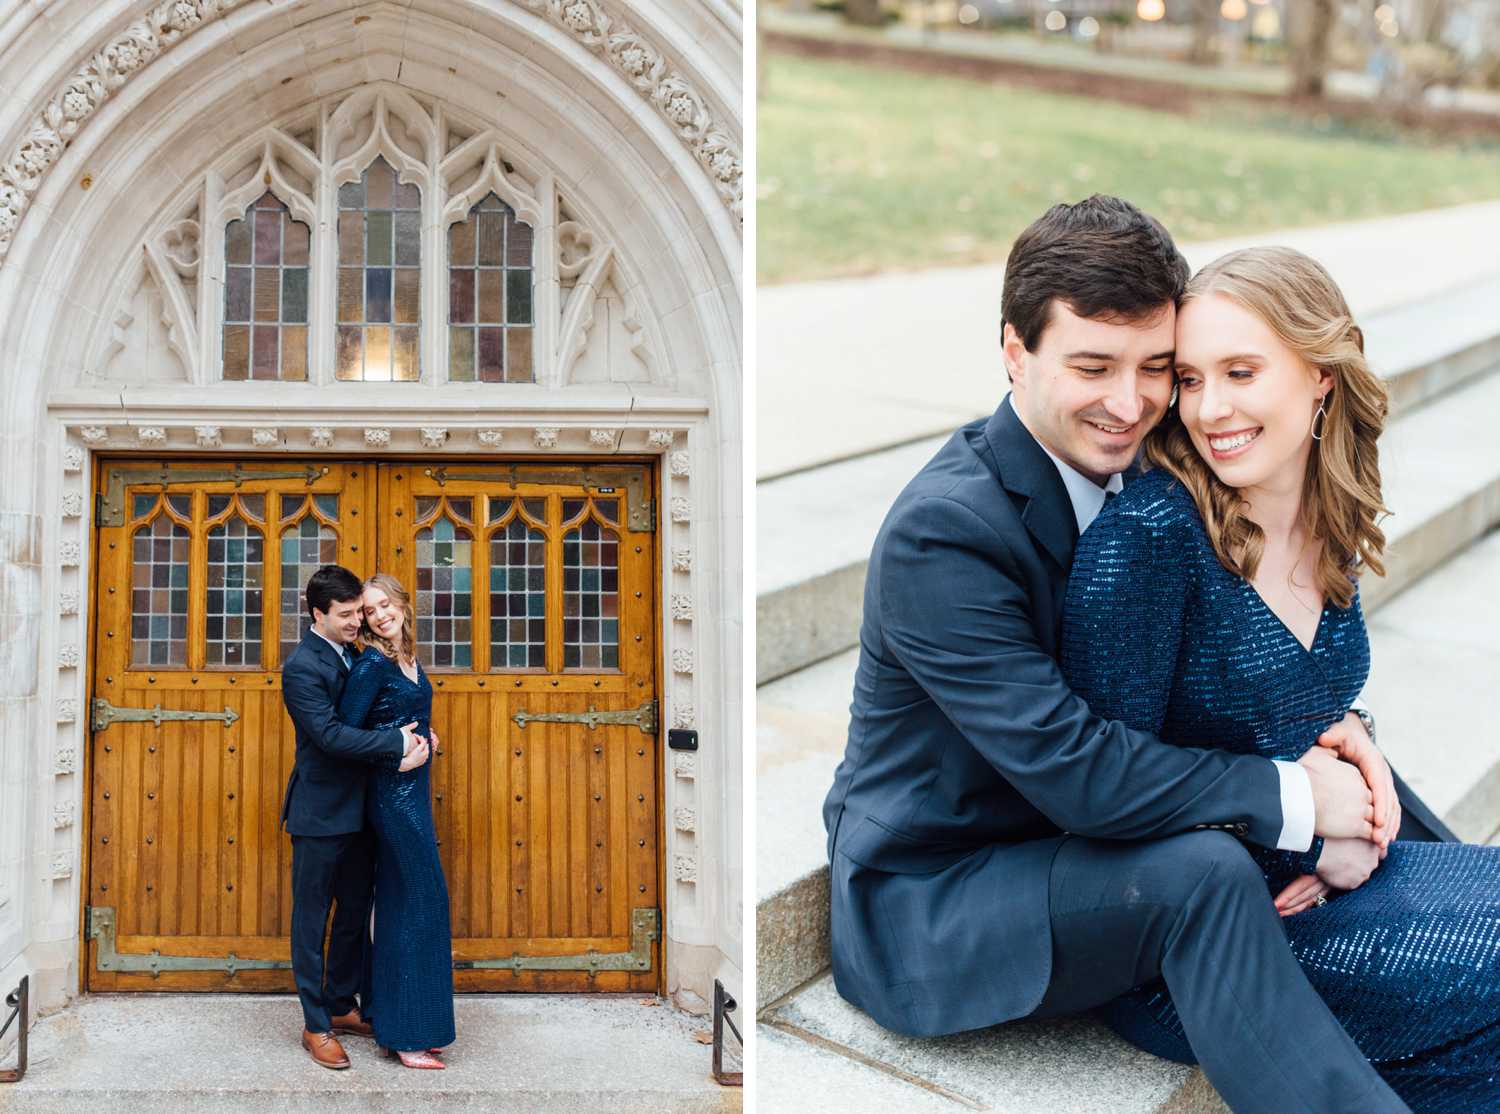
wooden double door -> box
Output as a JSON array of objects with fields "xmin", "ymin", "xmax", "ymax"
[{"xmin": 86, "ymin": 458, "xmax": 661, "ymax": 992}]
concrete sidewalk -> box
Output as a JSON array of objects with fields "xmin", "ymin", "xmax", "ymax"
[{"xmin": 757, "ymin": 201, "xmax": 1500, "ymax": 479}]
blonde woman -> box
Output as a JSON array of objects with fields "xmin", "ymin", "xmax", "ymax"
[
  {"xmin": 337, "ymin": 572, "xmax": 455, "ymax": 1069},
  {"xmin": 1058, "ymin": 246, "xmax": 1500, "ymax": 1110}
]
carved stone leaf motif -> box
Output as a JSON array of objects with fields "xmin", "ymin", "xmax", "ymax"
[
  {"xmin": 477, "ymin": 430, "xmax": 504, "ymax": 447},
  {"xmin": 80, "ymin": 427, "xmax": 108, "ymax": 444},
  {"xmin": 252, "ymin": 428, "xmax": 279, "ymax": 447},
  {"xmin": 59, "ymin": 591, "xmax": 80, "ymax": 616},
  {"xmin": 672, "ymin": 702, "xmax": 695, "ymax": 729},
  {"xmin": 53, "ymin": 803, "xmax": 76, "ymax": 828},
  {"xmin": 51, "ymin": 853, "xmax": 73, "ymax": 880},
  {"xmin": 673, "ymin": 806, "xmax": 696, "ymax": 832},
  {"xmin": 589, "ymin": 429, "xmax": 616, "ymax": 447},
  {"xmin": 309, "ymin": 427, "xmax": 335, "ymax": 449},
  {"xmin": 54, "ymin": 747, "xmax": 77, "ymax": 774},
  {"xmin": 59, "ymin": 541, "xmax": 82, "ymax": 567},
  {"xmin": 673, "ymin": 753, "xmax": 696, "ymax": 779},
  {"xmin": 365, "ymin": 428, "xmax": 391, "ymax": 447},
  {"xmin": 57, "ymin": 699, "xmax": 77, "ymax": 723},
  {"xmin": 533, "ymin": 427, "xmax": 560, "ymax": 449},
  {"xmin": 61, "ymin": 492, "xmax": 84, "ymax": 517},
  {"xmin": 673, "ymin": 854, "xmax": 698, "ymax": 883},
  {"xmin": 671, "ymin": 548, "xmax": 692, "ymax": 573},
  {"xmin": 194, "ymin": 425, "xmax": 222, "ymax": 448},
  {"xmin": 669, "ymin": 451, "xmax": 690, "ymax": 477},
  {"xmin": 59, "ymin": 645, "xmax": 81, "ymax": 668},
  {"xmin": 647, "ymin": 430, "xmax": 675, "ymax": 449},
  {"xmin": 670, "ymin": 498, "xmax": 691, "ymax": 524},
  {"xmin": 64, "ymin": 447, "xmax": 84, "ymax": 471},
  {"xmin": 670, "ymin": 594, "xmax": 692, "ymax": 621},
  {"xmin": 137, "ymin": 426, "xmax": 167, "ymax": 445},
  {"xmin": 420, "ymin": 428, "xmax": 448, "ymax": 449},
  {"xmin": 671, "ymin": 648, "xmax": 693, "ymax": 675}
]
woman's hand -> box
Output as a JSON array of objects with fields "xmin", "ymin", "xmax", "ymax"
[{"xmin": 1273, "ymin": 836, "xmax": 1382, "ymax": 916}]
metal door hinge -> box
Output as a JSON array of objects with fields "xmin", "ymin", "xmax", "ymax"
[
  {"xmin": 88, "ymin": 907, "xmax": 289, "ymax": 977},
  {"xmin": 98, "ymin": 465, "xmax": 328, "ymax": 526},
  {"xmin": 92, "ymin": 698, "xmax": 239, "ymax": 732},
  {"xmin": 512, "ymin": 699, "xmax": 657, "ymax": 736},
  {"xmin": 454, "ymin": 907, "xmax": 658, "ymax": 974},
  {"xmin": 421, "ymin": 464, "xmax": 655, "ymax": 533}
]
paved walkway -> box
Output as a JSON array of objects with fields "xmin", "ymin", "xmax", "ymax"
[{"xmin": 757, "ymin": 201, "xmax": 1500, "ymax": 479}]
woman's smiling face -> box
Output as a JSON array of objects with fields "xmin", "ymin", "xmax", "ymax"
[
  {"xmin": 1173, "ymin": 291, "xmax": 1330, "ymax": 493},
  {"xmin": 362, "ymin": 584, "xmax": 404, "ymax": 641}
]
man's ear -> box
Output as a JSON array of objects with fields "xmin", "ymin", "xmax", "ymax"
[{"xmin": 1002, "ymin": 322, "xmax": 1028, "ymax": 386}]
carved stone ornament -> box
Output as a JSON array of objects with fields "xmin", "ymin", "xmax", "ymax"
[
  {"xmin": 252, "ymin": 427, "xmax": 279, "ymax": 447},
  {"xmin": 61, "ymin": 491, "xmax": 84, "ymax": 517},
  {"xmin": 670, "ymin": 594, "xmax": 693, "ymax": 622},
  {"xmin": 80, "ymin": 427, "xmax": 108, "ymax": 445},
  {"xmin": 309, "ymin": 427, "xmax": 335, "ymax": 449},
  {"xmin": 57, "ymin": 698, "xmax": 77, "ymax": 723},
  {"xmin": 588, "ymin": 428, "xmax": 616, "ymax": 447},
  {"xmin": 673, "ymin": 854, "xmax": 698, "ymax": 883},
  {"xmin": 671, "ymin": 547, "xmax": 692, "ymax": 573},
  {"xmin": 59, "ymin": 541, "xmax": 82, "ymax": 567},
  {"xmin": 53, "ymin": 803, "xmax": 76, "ymax": 829},
  {"xmin": 673, "ymin": 753, "xmax": 696, "ymax": 779},
  {"xmin": 673, "ymin": 806, "xmax": 696, "ymax": 832},
  {"xmin": 477, "ymin": 429, "xmax": 504, "ymax": 448},
  {"xmin": 51, "ymin": 853, "xmax": 73, "ymax": 880},
  {"xmin": 647, "ymin": 430, "xmax": 675, "ymax": 449},
  {"xmin": 669, "ymin": 451, "xmax": 690, "ymax": 477},
  {"xmin": 58, "ymin": 644, "xmax": 80, "ymax": 668},
  {"xmin": 54, "ymin": 746, "xmax": 77, "ymax": 774},
  {"xmin": 671, "ymin": 647, "xmax": 693, "ymax": 675},
  {"xmin": 136, "ymin": 426, "xmax": 167, "ymax": 445},
  {"xmin": 194, "ymin": 425, "xmax": 222, "ymax": 448},
  {"xmin": 670, "ymin": 497, "xmax": 691, "ymax": 524},
  {"xmin": 533, "ymin": 427, "xmax": 560, "ymax": 449},
  {"xmin": 420, "ymin": 427, "xmax": 449, "ymax": 449},
  {"xmin": 60, "ymin": 592, "xmax": 81, "ymax": 617},
  {"xmin": 365, "ymin": 428, "xmax": 391, "ymax": 447},
  {"xmin": 63, "ymin": 446, "xmax": 84, "ymax": 471},
  {"xmin": 672, "ymin": 701, "xmax": 695, "ymax": 730}
]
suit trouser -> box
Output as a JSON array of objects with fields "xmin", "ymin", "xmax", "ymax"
[
  {"xmin": 1023, "ymin": 830, "xmax": 1410, "ymax": 1114},
  {"xmin": 290, "ymin": 829, "xmax": 376, "ymax": 1033}
]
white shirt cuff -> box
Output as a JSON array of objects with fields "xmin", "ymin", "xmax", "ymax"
[{"xmin": 1273, "ymin": 760, "xmax": 1315, "ymax": 852}]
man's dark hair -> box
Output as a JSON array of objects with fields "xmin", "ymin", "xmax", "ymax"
[
  {"xmin": 1001, "ymin": 194, "xmax": 1189, "ymax": 353},
  {"xmin": 305, "ymin": 564, "xmax": 363, "ymax": 619}
]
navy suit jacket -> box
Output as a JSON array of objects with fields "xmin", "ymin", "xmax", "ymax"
[
  {"xmin": 821, "ymin": 395, "xmax": 1288, "ymax": 1037},
  {"xmin": 280, "ymin": 629, "xmax": 404, "ymax": 837}
]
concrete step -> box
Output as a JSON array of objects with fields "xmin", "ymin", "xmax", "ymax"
[
  {"xmin": 0, "ymin": 994, "xmax": 739, "ymax": 1113},
  {"xmin": 758, "ymin": 530, "xmax": 1500, "ymax": 1111},
  {"xmin": 758, "ymin": 275, "xmax": 1500, "ymax": 683},
  {"xmin": 757, "ymin": 525, "xmax": 1500, "ymax": 1003}
]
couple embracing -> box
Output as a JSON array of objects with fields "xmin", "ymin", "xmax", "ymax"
[
  {"xmin": 824, "ymin": 196, "xmax": 1500, "ymax": 1111},
  {"xmin": 279, "ymin": 565, "xmax": 455, "ymax": 1070}
]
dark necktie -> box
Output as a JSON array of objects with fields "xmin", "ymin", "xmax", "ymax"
[{"xmin": 340, "ymin": 645, "xmax": 353, "ymax": 670}]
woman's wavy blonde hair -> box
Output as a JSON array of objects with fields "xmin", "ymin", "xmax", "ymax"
[
  {"xmin": 359, "ymin": 572, "xmax": 418, "ymax": 665},
  {"xmin": 1143, "ymin": 246, "xmax": 1388, "ymax": 609}
]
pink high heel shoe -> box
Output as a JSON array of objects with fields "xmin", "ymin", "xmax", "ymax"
[{"xmin": 380, "ymin": 1046, "xmax": 446, "ymax": 1069}]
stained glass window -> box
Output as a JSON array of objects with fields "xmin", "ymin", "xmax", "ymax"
[
  {"xmin": 489, "ymin": 505, "xmax": 545, "ymax": 669},
  {"xmin": 415, "ymin": 516, "xmax": 473, "ymax": 668},
  {"xmin": 563, "ymin": 518, "xmax": 619, "ymax": 670},
  {"xmin": 337, "ymin": 157, "xmax": 421, "ymax": 382},
  {"xmin": 279, "ymin": 497, "xmax": 338, "ymax": 662},
  {"xmin": 131, "ymin": 506, "xmax": 190, "ymax": 667},
  {"xmin": 223, "ymin": 192, "xmax": 310, "ymax": 381},
  {"xmin": 447, "ymin": 193, "xmax": 534, "ymax": 383},
  {"xmin": 206, "ymin": 514, "xmax": 264, "ymax": 667}
]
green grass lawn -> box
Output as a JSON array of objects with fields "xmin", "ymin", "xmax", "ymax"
[{"xmin": 757, "ymin": 52, "xmax": 1500, "ymax": 285}]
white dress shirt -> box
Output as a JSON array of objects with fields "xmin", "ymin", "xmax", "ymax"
[
  {"xmin": 311, "ymin": 625, "xmax": 353, "ymax": 669},
  {"xmin": 1034, "ymin": 434, "xmax": 1316, "ymax": 853}
]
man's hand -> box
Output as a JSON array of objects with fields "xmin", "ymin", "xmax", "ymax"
[
  {"xmin": 398, "ymin": 722, "xmax": 430, "ymax": 772},
  {"xmin": 1274, "ymin": 836, "xmax": 1382, "ymax": 916},
  {"xmin": 1298, "ymin": 745, "xmax": 1374, "ymax": 840},
  {"xmin": 1317, "ymin": 713, "xmax": 1398, "ymax": 850}
]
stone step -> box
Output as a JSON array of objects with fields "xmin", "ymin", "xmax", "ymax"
[
  {"xmin": 0, "ymin": 994, "xmax": 740, "ymax": 1113},
  {"xmin": 757, "ymin": 274, "xmax": 1500, "ymax": 684},
  {"xmin": 758, "ymin": 532, "xmax": 1500, "ymax": 1112},
  {"xmin": 757, "ymin": 526, "xmax": 1500, "ymax": 1008}
]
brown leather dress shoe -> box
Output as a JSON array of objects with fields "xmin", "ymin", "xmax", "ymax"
[
  {"xmin": 330, "ymin": 1008, "xmax": 374, "ymax": 1038},
  {"xmin": 301, "ymin": 1029, "xmax": 351, "ymax": 1070}
]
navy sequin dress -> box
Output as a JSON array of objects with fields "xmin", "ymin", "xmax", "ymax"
[
  {"xmin": 338, "ymin": 646, "xmax": 455, "ymax": 1052},
  {"xmin": 1060, "ymin": 469, "xmax": 1500, "ymax": 1112}
]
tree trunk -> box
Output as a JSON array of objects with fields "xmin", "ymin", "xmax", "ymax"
[
  {"xmin": 843, "ymin": 0, "xmax": 884, "ymax": 28},
  {"xmin": 1288, "ymin": 0, "xmax": 1337, "ymax": 98},
  {"xmin": 1188, "ymin": 0, "xmax": 1219, "ymax": 65}
]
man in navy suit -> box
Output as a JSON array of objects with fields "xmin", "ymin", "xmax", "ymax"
[
  {"xmin": 823, "ymin": 197, "xmax": 1440, "ymax": 1112},
  {"xmin": 280, "ymin": 564, "xmax": 428, "ymax": 1069}
]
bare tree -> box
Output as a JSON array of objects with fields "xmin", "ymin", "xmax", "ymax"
[
  {"xmin": 1188, "ymin": 0, "xmax": 1220, "ymax": 64},
  {"xmin": 843, "ymin": 0, "xmax": 884, "ymax": 27},
  {"xmin": 1288, "ymin": 0, "xmax": 1338, "ymax": 97}
]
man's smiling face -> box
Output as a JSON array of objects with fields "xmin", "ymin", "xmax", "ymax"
[{"xmin": 1005, "ymin": 299, "xmax": 1177, "ymax": 485}]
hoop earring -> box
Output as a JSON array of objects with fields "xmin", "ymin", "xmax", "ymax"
[{"xmin": 1310, "ymin": 402, "xmax": 1327, "ymax": 442}]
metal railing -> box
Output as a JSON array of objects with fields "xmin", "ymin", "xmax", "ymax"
[
  {"xmin": 0, "ymin": 975, "xmax": 28, "ymax": 1083},
  {"xmin": 712, "ymin": 977, "xmax": 742, "ymax": 1086}
]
